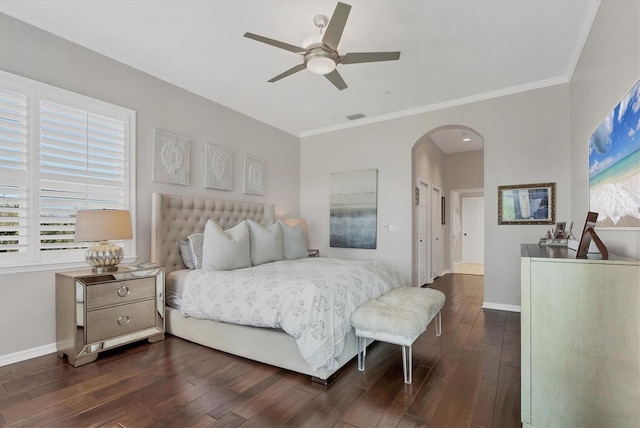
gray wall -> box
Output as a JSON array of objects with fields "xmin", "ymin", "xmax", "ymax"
[
  {"xmin": 570, "ymin": 0, "xmax": 640, "ymax": 255},
  {"xmin": 444, "ymin": 150, "xmax": 484, "ymax": 192},
  {"xmin": 301, "ymin": 84, "xmax": 572, "ymax": 310},
  {"xmin": 0, "ymin": 14, "xmax": 300, "ymax": 358}
]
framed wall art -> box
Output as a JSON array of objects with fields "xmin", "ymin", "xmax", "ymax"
[
  {"xmin": 589, "ymin": 79, "xmax": 640, "ymax": 228},
  {"xmin": 498, "ymin": 182, "xmax": 555, "ymax": 225},
  {"xmin": 243, "ymin": 154, "xmax": 266, "ymax": 195},
  {"xmin": 204, "ymin": 143, "xmax": 232, "ymax": 191},
  {"xmin": 152, "ymin": 129, "xmax": 190, "ymax": 186},
  {"xmin": 330, "ymin": 168, "xmax": 378, "ymax": 249}
]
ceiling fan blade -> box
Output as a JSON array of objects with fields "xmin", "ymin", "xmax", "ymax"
[
  {"xmin": 340, "ymin": 51, "xmax": 401, "ymax": 64},
  {"xmin": 244, "ymin": 32, "xmax": 306, "ymax": 54},
  {"xmin": 324, "ymin": 69, "xmax": 347, "ymax": 90},
  {"xmin": 268, "ymin": 64, "xmax": 307, "ymax": 82},
  {"xmin": 322, "ymin": 2, "xmax": 351, "ymax": 51}
]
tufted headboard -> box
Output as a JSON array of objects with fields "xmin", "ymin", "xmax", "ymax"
[{"xmin": 151, "ymin": 193, "xmax": 275, "ymax": 275}]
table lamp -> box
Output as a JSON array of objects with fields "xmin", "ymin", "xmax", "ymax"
[
  {"xmin": 283, "ymin": 217, "xmax": 308, "ymax": 235},
  {"xmin": 75, "ymin": 209, "xmax": 132, "ymax": 272}
]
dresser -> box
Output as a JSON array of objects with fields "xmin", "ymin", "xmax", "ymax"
[
  {"xmin": 520, "ymin": 244, "xmax": 639, "ymax": 428},
  {"xmin": 56, "ymin": 266, "xmax": 165, "ymax": 366}
]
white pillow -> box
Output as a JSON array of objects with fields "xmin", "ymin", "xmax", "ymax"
[
  {"xmin": 201, "ymin": 220, "xmax": 251, "ymax": 271},
  {"xmin": 279, "ymin": 220, "xmax": 308, "ymax": 260},
  {"xmin": 246, "ymin": 220, "xmax": 284, "ymax": 266},
  {"xmin": 179, "ymin": 240, "xmax": 195, "ymax": 269},
  {"xmin": 187, "ymin": 233, "xmax": 205, "ymax": 269}
]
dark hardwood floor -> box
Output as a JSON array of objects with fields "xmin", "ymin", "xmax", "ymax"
[{"xmin": 0, "ymin": 273, "xmax": 521, "ymax": 427}]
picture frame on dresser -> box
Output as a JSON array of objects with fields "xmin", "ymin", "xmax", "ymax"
[{"xmin": 576, "ymin": 211, "xmax": 608, "ymax": 259}]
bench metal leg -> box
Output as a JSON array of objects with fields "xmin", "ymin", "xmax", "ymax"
[
  {"xmin": 435, "ymin": 311, "xmax": 442, "ymax": 337},
  {"xmin": 357, "ymin": 336, "xmax": 366, "ymax": 371},
  {"xmin": 402, "ymin": 345, "xmax": 412, "ymax": 384}
]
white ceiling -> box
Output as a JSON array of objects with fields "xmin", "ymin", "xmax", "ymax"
[{"xmin": 0, "ymin": 0, "xmax": 599, "ymax": 153}]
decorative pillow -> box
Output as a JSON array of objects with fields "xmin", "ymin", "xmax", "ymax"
[
  {"xmin": 202, "ymin": 219, "xmax": 251, "ymax": 271},
  {"xmin": 279, "ymin": 220, "xmax": 308, "ymax": 260},
  {"xmin": 179, "ymin": 240, "xmax": 195, "ymax": 269},
  {"xmin": 187, "ymin": 233, "xmax": 205, "ymax": 269},
  {"xmin": 246, "ymin": 220, "xmax": 284, "ymax": 266}
]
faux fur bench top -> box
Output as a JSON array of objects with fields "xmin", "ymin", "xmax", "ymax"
[{"xmin": 351, "ymin": 287, "xmax": 445, "ymax": 345}]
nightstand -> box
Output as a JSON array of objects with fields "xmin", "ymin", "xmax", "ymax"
[
  {"xmin": 308, "ymin": 249, "xmax": 320, "ymax": 258},
  {"xmin": 55, "ymin": 266, "xmax": 165, "ymax": 366}
]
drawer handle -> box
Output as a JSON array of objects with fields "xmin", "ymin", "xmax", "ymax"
[
  {"xmin": 118, "ymin": 315, "xmax": 130, "ymax": 326},
  {"xmin": 117, "ymin": 286, "xmax": 130, "ymax": 297}
]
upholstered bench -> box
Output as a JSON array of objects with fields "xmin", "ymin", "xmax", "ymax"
[{"xmin": 352, "ymin": 286, "xmax": 446, "ymax": 384}]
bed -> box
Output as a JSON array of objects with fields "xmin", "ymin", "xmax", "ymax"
[{"xmin": 151, "ymin": 192, "xmax": 403, "ymax": 383}]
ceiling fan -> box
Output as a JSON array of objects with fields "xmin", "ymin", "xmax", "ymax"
[{"xmin": 243, "ymin": 2, "xmax": 401, "ymax": 90}]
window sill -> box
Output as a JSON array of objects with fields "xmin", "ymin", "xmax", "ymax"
[{"xmin": 0, "ymin": 255, "xmax": 137, "ymax": 275}]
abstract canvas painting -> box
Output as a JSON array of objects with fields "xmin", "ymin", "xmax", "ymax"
[
  {"xmin": 589, "ymin": 79, "xmax": 640, "ymax": 228},
  {"xmin": 152, "ymin": 129, "xmax": 190, "ymax": 186},
  {"xmin": 330, "ymin": 169, "xmax": 378, "ymax": 249},
  {"xmin": 204, "ymin": 143, "xmax": 232, "ymax": 191}
]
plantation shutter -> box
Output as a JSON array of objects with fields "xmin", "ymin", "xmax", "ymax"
[
  {"xmin": 38, "ymin": 99, "xmax": 127, "ymax": 253},
  {"xmin": 1, "ymin": 71, "xmax": 135, "ymax": 271},
  {"xmin": 0, "ymin": 87, "xmax": 29, "ymax": 260}
]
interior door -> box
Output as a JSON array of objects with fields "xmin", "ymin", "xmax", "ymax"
[
  {"xmin": 462, "ymin": 196, "xmax": 484, "ymax": 264},
  {"xmin": 431, "ymin": 187, "xmax": 441, "ymax": 280},
  {"xmin": 418, "ymin": 182, "xmax": 428, "ymax": 286}
]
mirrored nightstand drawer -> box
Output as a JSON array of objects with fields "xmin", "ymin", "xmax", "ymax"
[{"xmin": 86, "ymin": 299, "xmax": 156, "ymax": 343}]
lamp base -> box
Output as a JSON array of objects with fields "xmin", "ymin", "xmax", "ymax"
[
  {"xmin": 91, "ymin": 266, "xmax": 120, "ymax": 274},
  {"xmin": 86, "ymin": 241, "xmax": 124, "ymax": 272}
]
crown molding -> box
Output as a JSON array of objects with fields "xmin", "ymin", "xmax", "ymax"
[{"xmin": 300, "ymin": 76, "xmax": 570, "ymax": 138}]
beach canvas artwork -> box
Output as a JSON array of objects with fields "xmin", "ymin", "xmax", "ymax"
[
  {"xmin": 330, "ymin": 169, "xmax": 378, "ymax": 249},
  {"xmin": 589, "ymin": 80, "xmax": 640, "ymax": 228}
]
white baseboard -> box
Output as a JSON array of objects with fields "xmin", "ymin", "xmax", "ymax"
[
  {"xmin": 0, "ymin": 343, "xmax": 57, "ymax": 367},
  {"xmin": 482, "ymin": 302, "xmax": 521, "ymax": 313}
]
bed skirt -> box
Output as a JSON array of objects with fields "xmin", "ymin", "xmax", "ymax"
[{"xmin": 165, "ymin": 306, "xmax": 366, "ymax": 382}]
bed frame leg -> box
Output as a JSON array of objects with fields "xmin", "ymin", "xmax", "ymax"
[
  {"xmin": 311, "ymin": 372, "xmax": 338, "ymax": 385},
  {"xmin": 311, "ymin": 376, "xmax": 329, "ymax": 385},
  {"xmin": 435, "ymin": 311, "xmax": 442, "ymax": 337}
]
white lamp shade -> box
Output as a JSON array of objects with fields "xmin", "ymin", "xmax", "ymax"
[
  {"xmin": 283, "ymin": 217, "xmax": 308, "ymax": 235},
  {"xmin": 75, "ymin": 209, "xmax": 132, "ymax": 242}
]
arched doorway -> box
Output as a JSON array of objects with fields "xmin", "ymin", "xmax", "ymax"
[{"xmin": 411, "ymin": 125, "xmax": 484, "ymax": 286}]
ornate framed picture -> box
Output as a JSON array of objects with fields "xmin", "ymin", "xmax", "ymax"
[
  {"xmin": 498, "ymin": 182, "xmax": 555, "ymax": 225},
  {"xmin": 152, "ymin": 129, "xmax": 190, "ymax": 186},
  {"xmin": 204, "ymin": 143, "xmax": 232, "ymax": 190},
  {"xmin": 243, "ymin": 154, "xmax": 266, "ymax": 195}
]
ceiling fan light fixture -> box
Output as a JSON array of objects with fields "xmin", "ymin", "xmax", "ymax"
[
  {"xmin": 306, "ymin": 56, "xmax": 336, "ymax": 75},
  {"xmin": 244, "ymin": 2, "xmax": 400, "ymax": 90}
]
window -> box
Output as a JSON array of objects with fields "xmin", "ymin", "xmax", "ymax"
[{"xmin": 0, "ymin": 71, "xmax": 136, "ymax": 272}]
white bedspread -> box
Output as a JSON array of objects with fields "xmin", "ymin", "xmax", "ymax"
[{"xmin": 180, "ymin": 257, "xmax": 405, "ymax": 371}]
